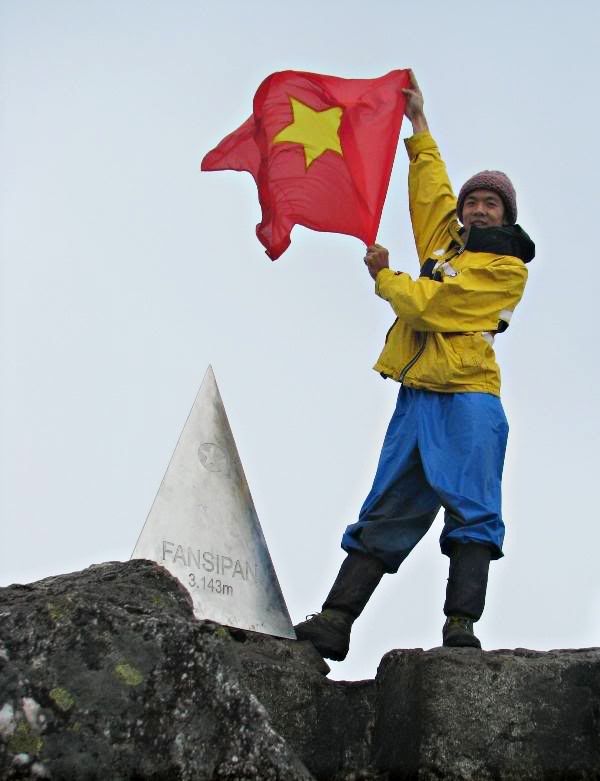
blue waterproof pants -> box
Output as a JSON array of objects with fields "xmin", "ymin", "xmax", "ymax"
[{"xmin": 341, "ymin": 387, "xmax": 508, "ymax": 573}]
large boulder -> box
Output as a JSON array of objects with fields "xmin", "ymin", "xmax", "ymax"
[
  {"xmin": 0, "ymin": 560, "xmax": 316, "ymax": 780},
  {"xmin": 1, "ymin": 560, "xmax": 599, "ymax": 780},
  {"xmin": 375, "ymin": 646, "xmax": 600, "ymax": 780}
]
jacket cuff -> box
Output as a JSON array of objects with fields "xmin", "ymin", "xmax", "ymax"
[
  {"xmin": 404, "ymin": 131, "xmax": 438, "ymax": 161},
  {"xmin": 375, "ymin": 267, "xmax": 397, "ymax": 297}
]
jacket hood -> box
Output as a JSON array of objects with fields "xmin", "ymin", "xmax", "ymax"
[{"xmin": 463, "ymin": 224, "xmax": 535, "ymax": 264}]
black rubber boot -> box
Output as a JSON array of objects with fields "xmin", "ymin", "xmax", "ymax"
[
  {"xmin": 443, "ymin": 542, "xmax": 492, "ymax": 649},
  {"xmin": 294, "ymin": 551, "xmax": 386, "ymax": 661}
]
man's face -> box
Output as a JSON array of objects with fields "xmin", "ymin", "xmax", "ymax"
[{"xmin": 461, "ymin": 189, "xmax": 506, "ymax": 229}]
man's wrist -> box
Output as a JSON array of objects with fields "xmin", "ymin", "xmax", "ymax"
[{"xmin": 410, "ymin": 112, "xmax": 429, "ymax": 134}]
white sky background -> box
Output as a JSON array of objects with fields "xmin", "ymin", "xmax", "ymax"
[{"xmin": 1, "ymin": 0, "xmax": 599, "ymax": 682}]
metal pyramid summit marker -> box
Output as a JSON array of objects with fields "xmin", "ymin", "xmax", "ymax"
[{"xmin": 131, "ymin": 366, "xmax": 295, "ymax": 639}]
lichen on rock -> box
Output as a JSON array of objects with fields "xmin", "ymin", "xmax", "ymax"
[
  {"xmin": 7, "ymin": 721, "xmax": 43, "ymax": 756},
  {"xmin": 113, "ymin": 662, "xmax": 144, "ymax": 687},
  {"xmin": 49, "ymin": 688, "xmax": 75, "ymax": 712}
]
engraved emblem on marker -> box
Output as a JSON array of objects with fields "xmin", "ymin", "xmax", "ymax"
[{"xmin": 198, "ymin": 442, "xmax": 228, "ymax": 472}]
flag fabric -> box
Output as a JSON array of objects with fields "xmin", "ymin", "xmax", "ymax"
[{"xmin": 201, "ymin": 69, "xmax": 410, "ymax": 260}]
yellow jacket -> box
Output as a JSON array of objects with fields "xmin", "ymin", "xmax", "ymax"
[{"xmin": 373, "ymin": 132, "xmax": 534, "ymax": 396}]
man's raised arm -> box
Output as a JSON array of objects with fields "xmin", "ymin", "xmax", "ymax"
[{"xmin": 402, "ymin": 71, "xmax": 459, "ymax": 264}]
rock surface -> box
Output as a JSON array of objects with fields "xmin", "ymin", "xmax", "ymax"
[{"xmin": 1, "ymin": 560, "xmax": 599, "ymax": 780}]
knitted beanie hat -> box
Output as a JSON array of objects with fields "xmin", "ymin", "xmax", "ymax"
[{"xmin": 457, "ymin": 170, "xmax": 517, "ymax": 225}]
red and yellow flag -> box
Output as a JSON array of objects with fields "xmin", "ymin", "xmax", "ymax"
[{"xmin": 201, "ymin": 69, "xmax": 410, "ymax": 260}]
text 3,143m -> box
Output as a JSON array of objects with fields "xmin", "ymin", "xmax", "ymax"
[{"xmin": 188, "ymin": 572, "xmax": 233, "ymax": 596}]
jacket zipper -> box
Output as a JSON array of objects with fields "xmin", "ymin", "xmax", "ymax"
[
  {"xmin": 399, "ymin": 333, "xmax": 428, "ymax": 383},
  {"xmin": 396, "ymin": 242, "xmax": 461, "ymax": 382}
]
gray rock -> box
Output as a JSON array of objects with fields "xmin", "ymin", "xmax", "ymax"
[
  {"xmin": 1, "ymin": 560, "xmax": 599, "ymax": 780},
  {"xmin": 375, "ymin": 646, "xmax": 600, "ymax": 780},
  {"xmin": 0, "ymin": 560, "xmax": 314, "ymax": 780}
]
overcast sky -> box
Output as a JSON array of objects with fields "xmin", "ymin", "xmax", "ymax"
[{"xmin": 2, "ymin": 0, "xmax": 599, "ymax": 681}]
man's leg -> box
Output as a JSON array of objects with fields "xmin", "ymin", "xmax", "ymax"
[
  {"xmin": 295, "ymin": 388, "xmax": 440, "ymax": 660},
  {"xmin": 442, "ymin": 541, "xmax": 492, "ymax": 648},
  {"xmin": 294, "ymin": 551, "xmax": 387, "ymax": 661},
  {"xmin": 417, "ymin": 391, "xmax": 509, "ymax": 648},
  {"xmin": 342, "ymin": 387, "xmax": 441, "ymax": 572}
]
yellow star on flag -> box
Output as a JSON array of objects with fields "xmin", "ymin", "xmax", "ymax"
[{"xmin": 273, "ymin": 97, "xmax": 343, "ymax": 169}]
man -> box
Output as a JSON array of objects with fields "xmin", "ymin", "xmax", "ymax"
[{"xmin": 295, "ymin": 72, "xmax": 535, "ymax": 660}]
